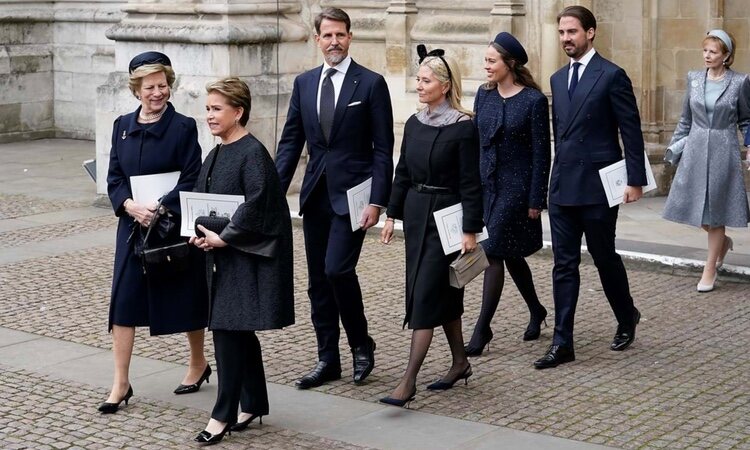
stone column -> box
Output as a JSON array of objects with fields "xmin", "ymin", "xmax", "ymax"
[
  {"xmin": 385, "ymin": 0, "xmax": 417, "ymax": 135},
  {"xmin": 95, "ymin": 0, "xmax": 309, "ymax": 194},
  {"xmin": 490, "ymin": 1, "xmax": 526, "ymax": 36}
]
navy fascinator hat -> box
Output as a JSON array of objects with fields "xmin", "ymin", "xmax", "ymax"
[
  {"xmin": 128, "ymin": 51, "xmax": 172, "ymax": 74},
  {"xmin": 492, "ymin": 32, "xmax": 528, "ymax": 65}
]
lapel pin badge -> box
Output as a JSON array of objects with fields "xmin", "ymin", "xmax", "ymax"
[{"xmin": 121, "ymin": 130, "xmax": 127, "ymax": 140}]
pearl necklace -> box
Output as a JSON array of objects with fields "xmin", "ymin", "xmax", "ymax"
[
  {"xmin": 707, "ymin": 70, "xmax": 726, "ymax": 81},
  {"xmin": 139, "ymin": 106, "xmax": 166, "ymax": 122}
]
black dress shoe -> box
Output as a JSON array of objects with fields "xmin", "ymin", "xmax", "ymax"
[
  {"xmin": 174, "ymin": 365, "xmax": 211, "ymax": 395},
  {"xmin": 611, "ymin": 309, "xmax": 641, "ymax": 351},
  {"xmin": 97, "ymin": 385, "xmax": 133, "ymax": 414},
  {"xmin": 194, "ymin": 422, "xmax": 232, "ymax": 446},
  {"xmin": 230, "ymin": 413, "xmax": 263, "ymax": 432},
  {"xmin": 295, "ymin": 361, "xmax": 342, "ymax": 389},
  {"xmin": 533, "ymin": 345, "xmax": 575, "ymax": 369},
  {"xmin": 352, "ymin": 337, "xmax": 376, "ymax": 384}
]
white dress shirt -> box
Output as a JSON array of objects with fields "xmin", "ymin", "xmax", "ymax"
[
  {"xmin": 567, "ymin": 47, "xmax": 597, "ymax": 88},
  {"xmin": 316, "ymin": 56, "xmax": 352, "ymax": 116}
]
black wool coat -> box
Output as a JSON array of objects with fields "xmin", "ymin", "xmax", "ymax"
[
  {"xmin": 387, "ymin": 116, "xmax": 483, "ymax": 329},
  {"xmin": 194, "ymin": 134, "xmax": 295, "ymax": 331}
]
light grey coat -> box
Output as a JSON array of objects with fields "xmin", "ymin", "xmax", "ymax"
[{"xmin": 663, "ymin": 69, "xmax": 750, "ymax": 227}]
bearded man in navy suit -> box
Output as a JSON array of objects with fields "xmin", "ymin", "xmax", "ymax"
[
  {"xmin": 275, "ymin": 7, "xmax": 394, "ymax": 388},
  {"xmin": 534, "ymin": 5, "xmax": 647, "ymax": 369}
]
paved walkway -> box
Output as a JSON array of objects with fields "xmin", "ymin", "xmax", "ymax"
[{"xmin": 1, "ymin": 139, "xmax": 749, "ymax": 450}]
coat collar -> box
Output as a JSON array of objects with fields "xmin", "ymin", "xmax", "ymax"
[{"xmin": 123, "ymin": 102, "xmax": 176, "ymax": 137}]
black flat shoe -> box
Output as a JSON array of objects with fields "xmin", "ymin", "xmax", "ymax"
[
  {"xmin": 295, "ymin": 361, "xmax": 342, "ymax": 390},
  {"xmin": 194, "ymin": 423, "xmax": 232, "ymax": 446},
  {"xmin": 174, "ymin": 365, "xmax": 211, "ymax": 395},
  {"xmin": 464, "ymin": 329, "xmax": 493, "ymax": 357},
  {"xmin": 230, "ymin": 413, "xmax": 263, "ymax": 432},
  {"xmin": 533, "ymin": 345, "xmax": 575, "ymax": 369},
  {"xmin": 97, "ymin": 385, "xmax": 133, "ymax": 414},
  {"xmin": 523, "ymin": 308, "xmax": 548, "ymax": 341},
  {"xmin": 379, "ymin": 388, "xmax": 417, "ymax": 408},
  {"xmin": 426, "ymin": 364, "xmax": 472, "ymax": 391}
]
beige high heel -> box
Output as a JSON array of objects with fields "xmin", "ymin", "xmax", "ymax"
[
  {"xmin": 716, "ymin": 236, "xmax": 734, "ymax": 269},
  {"xmin": 697, "ymin": 272, "xmax": 717, "ymax": 293}
]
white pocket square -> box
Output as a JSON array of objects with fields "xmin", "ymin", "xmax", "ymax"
[{"xmin": 347, "ymin": 101, "xmax": 362, "ymax": 107}]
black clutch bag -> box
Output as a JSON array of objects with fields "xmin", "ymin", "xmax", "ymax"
[
  {"xmin": 195, "ymin": 214, "xmax": 230, "ymax": 238},
  {"xmin": 138, "ymin": 198, "xmax": 190, "ymax": 275}
]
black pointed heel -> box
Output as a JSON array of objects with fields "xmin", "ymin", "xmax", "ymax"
[
  {"xmin": 379, "ymin": 388, "xmax": 417, "ymax": 408},
  {"xmin": 464, "ymin": 329, "xmax": 493, "ymax": 357},
  {"xmin": 194, "ymin": 422, "xmax": 232, "ymax": 446},
  {"xmin": 230, "ymin": 413, "xmax": 264, "ymax": 432},
  {"xmin": 174, "ymin": 365, "xmax": 212, "ymax": 395},
  {"xmin": 97, "ymin": 385, "xmax": 133, "ymax": 414},
  {"xmin": 426, "ymin": 364, "xmax": 473, "ymax": 391},
  {"xmin": 523, "ymin": 308, "xmax": 548, "ymax": 341}
]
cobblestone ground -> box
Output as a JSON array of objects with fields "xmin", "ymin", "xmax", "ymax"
[
  {"xmin": 0, "ymin": 194, "xmax": 89, "ymax": 220},
  {"xmin": 0, "ymin": 366, "xmax": 369, "ymax": 449},
  {"xmin": 1, "ymin": 200, "xmax": 749, "ymax": 449}
]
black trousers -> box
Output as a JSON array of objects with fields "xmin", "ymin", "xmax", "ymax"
[
  {"xmin": 302, "ymin": 178, "xmax": 369, "ymax": 364},
  {"xmin": 211, "ymin": 330, "xmax": 269, "ymax": 424},
  {"xmin": 549, "ymin": 203, "xmax": 637, "ymax": 347}
]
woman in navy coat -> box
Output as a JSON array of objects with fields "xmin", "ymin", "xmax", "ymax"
[
  {"xmin": 99, "ymin": 52, "xmax": 209, "ymax": 414},
  {"xmin": 464, "ymin": 33, "xmax": 551, "ymax": 356}
]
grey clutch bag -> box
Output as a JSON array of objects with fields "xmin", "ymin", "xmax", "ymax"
[{"xmin": 448, "ymin": 244, "xmax": 490, "ymax": 289}]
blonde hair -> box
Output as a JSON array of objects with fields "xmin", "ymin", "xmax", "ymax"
[
  {"xmin": 420, "ymin": 56, "xmax": 474, "ymax": 117},
  {"xmin": 703, "ymin": 33, "xmax": 736, "ymax": 68},
  {"xmin": 205, "ymin": 77, "xmax": 252, "ymax": 126},
  {"xmin": 128, "ymin": 64, "xmax": 175, "ymax": 98}
]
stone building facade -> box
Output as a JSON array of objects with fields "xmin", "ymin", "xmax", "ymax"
[{"xmin": 1, "ymin": 0, "xmax": 749, "ymax": 195}]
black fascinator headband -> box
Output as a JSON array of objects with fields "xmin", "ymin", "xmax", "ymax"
[{"xmin": 417, "ymin": 44, "xmax": 453, "ymax": 83}]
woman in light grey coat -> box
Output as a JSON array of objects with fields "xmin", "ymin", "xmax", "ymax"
[{"xmin": 663, "ymin": 30, "xmax": 750, "ymax": 292}]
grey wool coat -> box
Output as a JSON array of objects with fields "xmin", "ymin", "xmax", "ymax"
[
  {"xmin": 194, "ymin": 134, "xmax": 295, "ymax": 331},
  {"xmin": 663, "ymin": 70, "xmax": 750, "ymax": 227}
]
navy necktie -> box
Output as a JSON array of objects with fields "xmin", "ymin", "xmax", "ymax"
[
  {"xmin": 319, "ymin": 68, "xmax": 337, "ymax": 142},
  {"xmin": 568, "ymin": 62, "xmax": 581, "ymax": 99}
]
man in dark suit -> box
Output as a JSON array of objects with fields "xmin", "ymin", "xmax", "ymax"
[
  {"xmin": 275, "ymin": 7, "xmax": 394, "ymax": 388},
  {"xmin": 534, "ymin": 5, "xmax": 647, "ymax": 369}
]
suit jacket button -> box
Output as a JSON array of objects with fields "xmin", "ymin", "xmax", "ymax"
[{"xmin": 579, "ymin": 138, "xmax": 584, "ymax": 143}]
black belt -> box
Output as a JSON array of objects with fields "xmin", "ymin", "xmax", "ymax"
[{"xmin": 412, "ymin": 183, "xmax": 454, "ymax": 194}]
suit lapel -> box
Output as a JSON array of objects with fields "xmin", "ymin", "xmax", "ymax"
[
  {"xmin": 329, "ymin": 60, "xmax": 362, "ymax": 143},
  {"xmin": 560, "ymin": 53, "xmax": 604, "ymax": 137},
  {"xmin": 303, "ymin": 66, "xmax": 325, "ymax": 140},
  {"xmin": 551, "ymin": 68, "xmax": 571, "ymax": 132}
]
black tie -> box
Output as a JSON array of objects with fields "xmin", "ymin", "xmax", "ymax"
[
  {"xmin": 568, "ymin": 62, "xmax": 581, "ymax": 99},
  {"xmin": 319, "ymin": 68, "xmax": 336, "ymax": 142}
]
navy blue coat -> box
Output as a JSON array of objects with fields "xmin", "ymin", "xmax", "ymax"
[
  {"xmin": 549, "ymin": 52, "xmax": 647, "ymax": 206},
  {"xmin": 275, "ymin": 60, "xmax": 394, "ymax": 214},
  {"xmin": 107, "ymin": 103, "xmax": 208, "ymax": 335},
  {"xmin": 474, "ymin": 86, "xmax": 550, "ymax": 258}
]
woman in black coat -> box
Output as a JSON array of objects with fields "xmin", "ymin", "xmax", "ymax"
[
  {"xmin": 380, "ymin": 48, "xmax": 484, "ymax": 407},
  {"xmin": 190, "ymin": 77, "xmax": 294, "ymax": 445},
  {"xmin": 464, "ymin": 33, "xmax": 551, "ymax": 356},
  {"xmin": 100, "ymin": 52, "xmax": 209, "ymax": 414}
]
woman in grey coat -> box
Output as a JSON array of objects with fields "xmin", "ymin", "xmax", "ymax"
[
  {"xmin": 663, "ymin": 30, "xmax": 750, "ymax": 292},
  {"xmin": 190, "ymin": 78, "xmax": 294, "ymax": 445}
]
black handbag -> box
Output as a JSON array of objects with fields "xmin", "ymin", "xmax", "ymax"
[
  {"xmin": 194, "ymin": 212, "xmax": 230, "ymax": 238},
  {"xmin": 139, "ymin": 198, "xmax": 190, "ymax": 274}
]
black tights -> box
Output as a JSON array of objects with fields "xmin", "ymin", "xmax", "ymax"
[{"xmin": 467, "ymin": 256, "xmax": 544, "ymax": 344}]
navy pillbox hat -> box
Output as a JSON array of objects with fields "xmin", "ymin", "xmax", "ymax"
[
  {"xmin": 128, "ymin": 51, "xmax": 172, "ymax": 74},
  {"xmin": 493, "ymin": 32, "xmax": 528, "ymax": 65}
]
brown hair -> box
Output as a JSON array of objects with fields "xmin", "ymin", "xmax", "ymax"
[
  {"xmin": 205, "ymin": 77, "xmax": 252, "ymax": 126},
  {"xmin": 315, "ymin": 7, "xmax": 351, "ymax": 34},
  {"xmin": 483, "ymin": 42, "xmax": 541, "ymax": 92},
  {"xmin": 703, "ymin": 33, "xmax": 736, "ymax": 68},
  {"xmin": 128, "ymin": 64, "xmax": 175, "ymax": 99},
  {"xmin": 420, "ymin": 55, "xmax": 474, "ymax": 117},
  {"xmin": 557, "ymin": 5, "xmax": 597, "ymax": 42}
]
